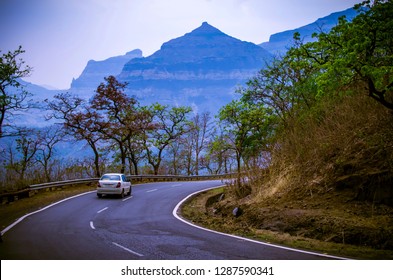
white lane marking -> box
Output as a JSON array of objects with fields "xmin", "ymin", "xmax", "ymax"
[
  {"xmin": 112, "ymin": 242, "xmax": 144, "ymax": 257},
  {"xmin": 90, "ymin": 221, "xmax": 96, "ymax": 230},
  {"xmin": 97, "ymin": 207, "xmax": 108, "ymax": 213},
  {"xmin": 122, "ymin": 196, "xmax": 133, "ymax": 202},
  {"xmin": 171, "ymin": 184, "xmax": 182, "ymax": 187},
  {"xmin": 1, "ymin": 191, "xmax": 96, "ymax": 236},
  {"xmin": 172, "ymin": 186, "xmax": 349, "ymax": 260},
  {"xmin": 146, "ymin": 189, "xmax": 158, "ymax": 193}
]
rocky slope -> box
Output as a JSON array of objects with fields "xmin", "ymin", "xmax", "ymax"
[
  {"xmin": 118, "ymin": 22, "xmax": 272, "ymax": 113},
  {"xmin": 70, "ymin": 49, "xmax": 142, "ymax": 90}
]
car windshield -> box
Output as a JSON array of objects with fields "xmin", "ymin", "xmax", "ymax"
[{"xmin": 100, "ymin": 175, "xmax": 121, "ymax": 181}]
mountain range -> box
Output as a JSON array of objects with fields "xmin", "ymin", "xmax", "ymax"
[
  {"xmin": 260, "ymin": 8, "xmax": 359, "ymax": 54},
  {"xmin": 116, "ymin": 21, "xmax": 272, "ymax": 112},
  {"xmin": 70, "ymin": 49, "xmax": 143, "ymax": 90},
  {"xmin": 19, "ymin": 7, "xmax": 357, "ymax": 125}
]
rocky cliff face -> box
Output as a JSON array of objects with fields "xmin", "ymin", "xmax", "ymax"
[
  {"xmin": 69, "ymin": 7, "xmax": 359, "ymax": 113},
  {"xmin": 260, "ymin": 8, "xmax": 359, "ymax": 54},
  {"xmin": 118, "ymin": 22, "xmax": 272, "ymax": 112},
  {"xmin": 71, "ymin": 49, "xmax": 143, "ymax": 89}
]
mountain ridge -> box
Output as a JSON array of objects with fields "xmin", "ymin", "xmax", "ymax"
[
  {"xmin": 25, "ymin": 7, "xmax": 359, "ymax": 114},
  {"xmin": 115, "ymin": 22, "xmax": 272, "ymax": 112},
  {"xmin": 120, "ymin": 22, "xmax": 271, "ymax": 78},
  {"xmin": 260, "ymin": 7, "xmax": 358, "ymax": 54},
  {"xmin": 70, "ymin": 49, "xmax": 143, "ymax": 89}
]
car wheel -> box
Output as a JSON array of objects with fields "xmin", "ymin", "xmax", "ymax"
[
  {"xmin": 127, "ymin": 188, "xmax": 132, "ymax": 196},
  {"xmin": 97, "ymin": 193, "xmax": 102, "ymax": 198},
  {"xmin": 120, "ymin": 189, "xmax": 125, "ymax": 198}
]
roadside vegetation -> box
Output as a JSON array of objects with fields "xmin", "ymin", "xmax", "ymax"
[
  {"xmin": 181, "ymin": 1, "xmax": 393, "ymax": 259},
  {"xmin": 0, "ymin": 0, "xmax": 392, "ymax": 258},
  {"xmin": 181, "ymin": 187, "xmax": 393, "ymax": 259}
]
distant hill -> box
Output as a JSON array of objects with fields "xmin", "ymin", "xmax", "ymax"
[
  {"xmin": 118, "ymin": 22, "xmax": 272, "ymax": 113},
  {"xmin": 260, "ymin": 7, "xmax": 359, "ymax": 54},
  {"xmin": 8, "ymin": 80, "xmax": 61, "ymax": 127},
  {"xmin": 11, "ymin": 7, "xmax": 360, "ymax": 157},
  {"xmin": 27, "ymin": 8, "xmax": 360, "ymax": 116},
  {"xmin": 70, "ymin": 49, "xmax": 143, "ymax": 90}
]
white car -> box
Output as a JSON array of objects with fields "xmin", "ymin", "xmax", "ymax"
[{"xmin": 97, "ymin": 173, "xmax": 132, "ymax": 198}]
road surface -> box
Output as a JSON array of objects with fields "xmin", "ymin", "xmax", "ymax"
[{"xmin": 0, "ymin": 180, "xmax": 337, "ymax": 260}]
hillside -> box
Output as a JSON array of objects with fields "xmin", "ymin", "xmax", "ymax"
[
  {"xmin": 182, "ymin": 2, "xmax": 393, "ymax": 259},
  {"xmin": 183, "ymin": 94, "xmax": 393, "ymax": 259}
]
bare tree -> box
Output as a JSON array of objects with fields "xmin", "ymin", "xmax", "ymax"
[
  {"xmin": 47, "ymin": 92, "xmax": 103, "ymax": 177},
  {"xmin": 36, "ymin": 125, "xmax": 64, "ymax": 182},
  {"xmin": 6, "ymin": 127, "xmax": 40, "ymax": 181},
  {"xmin": 190, "ymin": 112, "xmax": 213, "ymax": 175}
]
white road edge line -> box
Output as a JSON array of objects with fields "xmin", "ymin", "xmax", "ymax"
[
  {"xmin": 90, "ymin": 221, "xmax": 96, "ymax": 230},
  {"xmin": 172, "ymin": 185, "xmax": 350, "ymax": 260},
  {"xmin": 1, "ymin": 190, "xmax": 96, "ymax": 236},
  {"xmin": 112, "ymin": 242, "xmax": 144, "ymax": 257},
  {"xmin": 97, "ymin": 207, "xmax": 108, "ymax": 213},
  {"xmin": 146, "ymin": 189, "xmax": 158, "ymax": 193}
]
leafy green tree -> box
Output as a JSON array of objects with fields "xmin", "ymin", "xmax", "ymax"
[
  {"xmin": 202, "ymin": 129, "xmax": 233, "ymax": 174},
  {"xmin": 0, "ymin": 46, "xmax": 33, "ymax": 137},
  {"xmin": 241, "ymin": 48, "xmax": 319, "ymax": 127},
  {"xmin": 142, "ymin": 103, "xmax": 192, "ymax": 175},
  {"xmin": 297, "ymin": 0, "xmax": 393, "ymax": 109},
  {"xmin": 218, "ymin": 99, "xmax": 272, "ymax": 190},
  {"xmin": 125, "ymin": 106, "xmax": 153, "ymax": 175}
]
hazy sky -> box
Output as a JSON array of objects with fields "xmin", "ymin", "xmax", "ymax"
[{"xmin": 0, "ymin": 0, "xmax": 361, "ymax": 89}]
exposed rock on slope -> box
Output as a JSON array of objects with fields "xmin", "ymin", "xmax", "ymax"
[
  {"xmin": 71, "ymin": 49, "xmax": 143, "ymax": 90},
  {"xmin": 118, "ymin": 22, "xmax": 272, "ymax": 112}
]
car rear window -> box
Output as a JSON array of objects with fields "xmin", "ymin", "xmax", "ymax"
[{"xmin": 100, "ymin": 175, "xmax": 121, "ymax": 181}]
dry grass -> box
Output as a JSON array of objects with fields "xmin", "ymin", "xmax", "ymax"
[
  {"xmin": 181, "ymin": 188, "xmax": 393, "ymax": 259},
  {"xmin": 182, "ymin": 94, "xmax": 393, "ymax": 260},
  {"xmin": 268, "ymin": 94, "xmax": 393, "ymax": 203}
]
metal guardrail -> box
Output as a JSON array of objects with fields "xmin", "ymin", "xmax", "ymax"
[
  {"xmin": 0, "ymin": 173, "xmax": 235, "ymax": 202},
  {"xmin": 28, "ymin": 173, "xmax": 235, "ymax": 191},
  {"xmin": 29, "ymin": 178, "xmax": 100, "ymax": 190}
]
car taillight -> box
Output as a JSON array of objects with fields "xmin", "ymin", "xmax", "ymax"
[{"xmin": 116, "ymin": 182, "xmax": 121, "ymax": 188}]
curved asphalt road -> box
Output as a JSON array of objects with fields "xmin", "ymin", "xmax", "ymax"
[{"xmin": 0, "ymin": 180, "xmax": 338, "ymax": 260}]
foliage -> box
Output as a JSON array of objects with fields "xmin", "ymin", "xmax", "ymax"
[
  {"xmin": 47, "ymin": 92, "xmax": 103, "ymax": 177},
  {"xmin": 218, "ymin": 100, "xmax": 272, "ymax": 174},
  {"xmin": 142, "ymin": 103, "xmax": 192, "ymax": 175},
  {"xmin": 241, "ymin": 51, "xmax": 318, "ymax": 125},
  {"xmin": 220, "ymin": 1, "xmax": 393, "ymax": 204},
  {"xmin": 295, "ymin": 0, "xmax": 393, "ymax": 109},
  {"xmin": 91, "ymin": 76, "xmax": 144, "ymax": 173},
  {"xmin": 0, "ymin": 46, "xmax": 33, "ymax": 137},
  {"xmin": 3, "ymin": 1, "xmax": 393, "ymax": 202}
]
